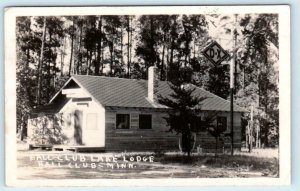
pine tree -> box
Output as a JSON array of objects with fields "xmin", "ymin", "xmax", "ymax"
[{"xmin": 158, "ymin": 71, "xmax": 206, "ymax": 158}]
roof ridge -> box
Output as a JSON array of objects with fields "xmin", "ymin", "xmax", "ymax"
[{"xmin": 73, "ymin": 74, "xmax": 147, "ymax": 82}]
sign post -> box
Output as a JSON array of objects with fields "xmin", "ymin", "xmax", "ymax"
[
  {"xmin": 202, "ymin": 40, "xmax": 234, "ymax": 155},
  {"xmin": 230, "ymin": 58, "xmax": 234, "ymax": 156}
]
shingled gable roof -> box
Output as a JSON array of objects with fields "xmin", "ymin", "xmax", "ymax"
[{"xmin": 52, "ymin": 75, "xmax": 246, "ymax": 112}]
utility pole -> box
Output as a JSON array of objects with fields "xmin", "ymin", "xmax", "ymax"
[
  {"xmin": 230, "ymin": 57, "xmax": 234, "ymax": 156},
  {"xmin": 230, "ymin": 14, "xmax": 238, "ymax": 156}
]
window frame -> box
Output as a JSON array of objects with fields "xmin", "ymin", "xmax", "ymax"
[
  {"xmin": 115, "ymin": 113, "xmax": 131, "ymax": 130},
  {"xmin": 138, "ymin": 114, "xmax": 152, "ymax": 130}
]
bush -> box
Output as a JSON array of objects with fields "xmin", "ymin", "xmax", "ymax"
[{"xmin": 29, "ymin": 114, "xmax": 68, "ymax": 145}]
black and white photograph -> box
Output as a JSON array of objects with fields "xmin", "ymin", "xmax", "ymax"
[{"xmin": 4, "ymin": 5, "xmax": 290, "ymax": 186}]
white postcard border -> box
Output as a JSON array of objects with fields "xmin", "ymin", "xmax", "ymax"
[{"xmin": 4, "ymin": 5, "xmax": 291, "ymax": 187}]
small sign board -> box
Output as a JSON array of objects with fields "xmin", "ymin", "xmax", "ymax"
[{"xmin": 202, "ymin": 41, "xmax": 230, "ymax": 66}]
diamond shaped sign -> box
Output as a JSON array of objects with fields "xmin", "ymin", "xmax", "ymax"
[{"xmin": 202, "ymin": 41, "xmax": 230, "ymax": 66}]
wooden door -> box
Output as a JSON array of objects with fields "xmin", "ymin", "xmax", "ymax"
[{"xmin": 74, "ymin": 110, "xmax": 83, "ymax": 145}]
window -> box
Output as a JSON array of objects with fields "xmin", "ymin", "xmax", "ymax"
[
  {"xmin": 116, "ymin": 114, "xmax": 130, "ymax": 129},
  {"xmin": 139, "ymin": 114, "xmax": 152, "ymax": 129},
  {"xmin": 217, "ymin": 116, "xmax": 227, "ymax": 132},
  {"xmin": 86, "ymin": 113, "xmax": 98, "ymax": 130},
  {"xmin": 191, "ymin": 116, "xmax": 206, "ymax": 131}
]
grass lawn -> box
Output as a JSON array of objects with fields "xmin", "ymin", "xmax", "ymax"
[{"xmin": 16, "ymin": 148, "xmax": 279, "ymax": 179}]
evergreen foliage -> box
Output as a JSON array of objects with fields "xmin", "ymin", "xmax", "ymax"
[{"xmin": 158, "ymin": 71, "xmax": 207, "ymax": 157}]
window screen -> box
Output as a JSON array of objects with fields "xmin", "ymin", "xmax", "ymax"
[
  {"xmin": 116, "ymin": 114, "xmax": 130, "ymax": 129},
  {"xmin": 139, "ymin": 114, "xmax": 152, "ymax": 129}
]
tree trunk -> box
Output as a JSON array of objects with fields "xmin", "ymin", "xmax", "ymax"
[
  {"xmin": 109, "ymin": 43, "xmax": 114, "ymax": 76},
  {"xmin": 87, "ymin": 50, "xmax": 92, "ymax": 75},
  {"xmin": 187, "ymin": 132, "xmax": 191, "ymax": 159},
  {"xmin": 120, "ymin": 27, "xmax": 124, "ymax": 66},
  {"xmin": 257, "ymin": 70, "xmax": 261, "ymax": 148},
  {"xmin": 19, "ymin": 115, "xmax": 25, "ymax": 141},
  {"xmin": 86, "ymin": 50, "xmax": 89, "ymax": 75},
  {"xmin": 170, "ymin": 38, "xmax": 174, "ymax": 65},
  {"xmin": 215, "ymin": 136, "xmax": 218, "ymax": 158},
  {"xmin": 94, "ymin": 46, "xmax": 97, "ymax": 74},
  {"xmin": 168, "ymin": 38, "xmax": 174, "ymax": 81},
  {"xmin": 95, "ymin": 17, "xmax": 102, "ymax": 75},
  {"xmin": 264, "ymin": 105, "xmax": 269, "ymax": 147},
  {"xmin": 166, "ymin": 48, "xmax": 170, "ymax": 81},
  {"xmin": 127, "ymin": 16, "xmax": 130, "ymax": 78},
  {"xmin": 46, "ymin": 32, "xmax": 53, "ymax": 102},
  {"xmin": 243, "ymin": 67, "xmax": 245, "ymax": 90},
  {"xmin": 36, "ymin": 17, "xmax": 47, "ymax": 105},
  {"xmin": 53, "ymin": 47, "xmax": 57, "ymax": 90},
  {"xmin": 101, "ymin": 42, "xmax": 104, "ymax": 75},
  {"xmin": 150, "ymin": 17, "xmax": 155, "ymax": 67},
  {"xmin": 77, "ymin": 22, "xmax": 83, "ymax": 75},
  {"xmin": 263, "ymin": 55, "xmax": 269, "ymax": 147},
  {"xmin": 129, "ymin": 21, "xmax": 133, "ymax": 74},
  {"xmin": 60, "ymin": 50, "xmax": 64, "ymax": 76},
  {"xmin": 69, "ymin": 33, "xmax": 74, "ymax": 76},
  {"xmin": 161, "ymin": 44, "xmax": 165, "ymax": 80},
  {"xmin": 193, "ymin": 41, "xmax": 196, "ymax": 59},
  {"xmin": 184, "ymin": 51, "xmax": 188, "ymax": 67},
  {"xmin": 60, "ymin": 37, "xmax": 65, "ymax": 76},
  {"xmin": 26, "ymin": 48, "xmax": 30, "ymax": 68}
]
